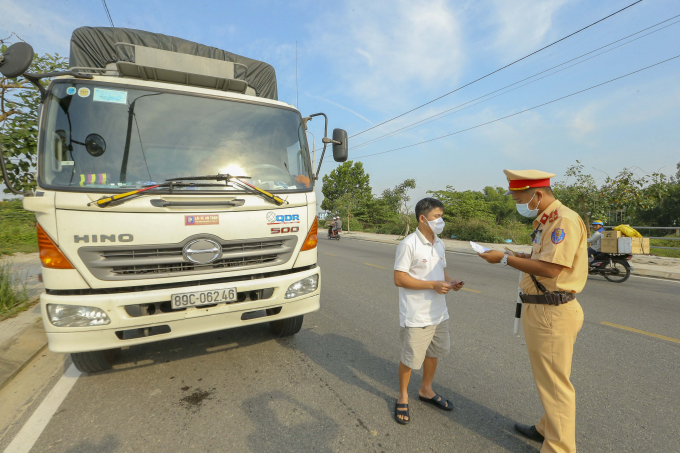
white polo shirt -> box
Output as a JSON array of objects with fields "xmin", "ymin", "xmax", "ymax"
[{"xmin": 394, "ymin": 229, "xmax": 448, "ymax": 327}]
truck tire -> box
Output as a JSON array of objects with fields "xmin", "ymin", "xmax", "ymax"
[
  {"xmin": 71, "ymin": 348, "xmax": 121, "ymax": 373},
  {"xmin": 268, "ymin": 314, "xmax": 303, "ymax": 337}
]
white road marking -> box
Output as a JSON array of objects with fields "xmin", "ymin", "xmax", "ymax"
[{"xmin": 4, "ymin": 364, "xmax": 81, "ymax": 453}]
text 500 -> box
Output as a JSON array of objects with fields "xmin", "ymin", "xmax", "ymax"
[{"xmin": 271, "ymin": 227, "xmax": 299, "ymax": 234}]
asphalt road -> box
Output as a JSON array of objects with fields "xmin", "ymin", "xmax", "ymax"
[{"xmin": 1, "ymin": 237, "xmax": 679, "ymax": 452}]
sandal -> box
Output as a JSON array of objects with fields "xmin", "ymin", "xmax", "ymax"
[
  {"xmin": 394, "ymin": 403, "xmax": 410, "ymax": 424},
  {"xmin": 419, "ymin": 393, "xmax": 453, "ymax": 411}
]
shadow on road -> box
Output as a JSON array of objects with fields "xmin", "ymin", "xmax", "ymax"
[
  {"xmin": 283, "ymin": 330, "xmax": 534, "ymax": 453},
  {"xmin": 92, "ymin": 323, "xmax": 275, "ymax": 376},
  {"xmin": 242, "ymin": 390, "xmax": 340, "ymax": 453},
  {"xmin": 63, "ymin": 434, "xmax": 119, "ymax": 453}
]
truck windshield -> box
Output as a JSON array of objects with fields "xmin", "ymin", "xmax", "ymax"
[{"xmin": 40, "ymin": 82, "xmax": 312, "ymax": 192}]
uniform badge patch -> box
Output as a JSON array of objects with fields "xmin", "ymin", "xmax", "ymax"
[{"xmin": 551, "ymin": 228, "xmax": 565, "ymax": 244}]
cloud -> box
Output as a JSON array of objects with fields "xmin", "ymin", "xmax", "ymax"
[
  {"xmin": 0, "ymin": 0, "xmax": 97, "ymax": 55},
  {"xmin": 485, "ymin": 0, "xmax": 571, "ymax": 57},
  {"xmin": 310, "ymin": 0, "xmax": 465, "ymax": 110},
  {"xmin": 570, "ymin": 103, "xmax": 597, "ymax": 136},
  {"xmin": 313, "ymin": 95, "xmax": 373, "ymax": 124},
  {"xmin": 566, "ymin": 75, "xmax": 680, "ymax": 139}
]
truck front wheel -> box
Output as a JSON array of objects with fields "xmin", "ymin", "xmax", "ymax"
[
  {"xmin": 71, "ymin": 348, "xmax": 121, "ymax": 373},
  {"xmin": 268, "ymin": 314, "xmax": 303, "ymax": 337}
]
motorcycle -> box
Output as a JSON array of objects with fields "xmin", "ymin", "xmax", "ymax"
[
  {"xmin": 328, "ymin": 227, "xmax": 341, "ymax": 240},
  {"xmin": 589, "ymin": 252, "xmax": 633, "ymax": 283}
]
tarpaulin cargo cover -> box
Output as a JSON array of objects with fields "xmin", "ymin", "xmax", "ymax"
[{"xmin": 69, "ymin": 26, "xmax": 278, "ymax": 100}]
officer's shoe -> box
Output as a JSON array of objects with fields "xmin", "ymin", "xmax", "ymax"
[{"xmin": 514, "ymin": 423, "xmax": 545, "ymax": 443}]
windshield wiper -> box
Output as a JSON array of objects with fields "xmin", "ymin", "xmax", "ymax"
[
  {"xmin": 166, "ymin": 174, "xmax": 287, "ymax": 206},
  {"xmin": 88, "ymin": 182, "xmax": 225, "ymax": 208}
]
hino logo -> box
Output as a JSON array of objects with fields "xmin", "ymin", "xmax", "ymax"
[
  {"xmin": 74, "ymin": 234, "xmax": 133, "ymax": 243},
  {"xmin": 183, "ymin": 239, "xmax": 222, "ymax": 265}
]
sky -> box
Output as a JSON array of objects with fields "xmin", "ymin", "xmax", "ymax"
[{"xmin": 1, "ymin": 0, "xmax": 680, "ymax": 206}]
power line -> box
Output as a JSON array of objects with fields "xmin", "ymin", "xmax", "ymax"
[
  {"xmin": 343, "ymin": 54, "xmax": 680, "ymax": 161},
  {"xmin": 349, "ymin": 14, "xmax": 680, "ymax": 152},
  {"xmin": 349, "ymin": 0, "xmax": 644, "ymax": 139},
  {"xmin": 101, "ymin": 0, "xmax": 114, "ymax": 27}
]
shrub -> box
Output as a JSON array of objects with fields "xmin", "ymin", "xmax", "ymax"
[
  {"xmin": 445, "ymin": 218, "xmax": 533, "ymax": 245},
  {"xmin": 0, "ymin": 199, "xmax": 37, "ymax": 255},
  {"xmin": 375, "ymin": 214, "xmax": 417, "ymax": 236},
  {"xmin": 0, "ymin": 261, "xmax": 30, "ymax": 319}
]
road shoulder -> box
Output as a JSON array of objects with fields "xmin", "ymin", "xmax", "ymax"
[{"xmin": 342, "ymin": 231, "xmax": 680, "ymax": 281}]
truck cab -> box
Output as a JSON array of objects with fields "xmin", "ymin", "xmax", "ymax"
[{"xmin": 0, "ymin": 27, "xmax": 348, "ymax": 372}]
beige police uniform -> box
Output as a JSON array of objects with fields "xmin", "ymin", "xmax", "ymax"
[{"xmin": 506, "ymin": 170, "xmax": 588, "ymax": 453}]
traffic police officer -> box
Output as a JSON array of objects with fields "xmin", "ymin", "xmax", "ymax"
[{"xmin": 478, "ymin": 169, "xmax": 587, "ymax": 453}]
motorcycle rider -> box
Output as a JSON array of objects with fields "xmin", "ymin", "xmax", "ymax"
[
  {"xmin": 328, "ymin": 217, "xmax": 336, "ymax": 238},
  {"xmin": 587, "ymin": 220, "xmax": 605, "ymax": 260},
  {"xmin": 334, "ymin": 216, "xmax": 343, "ymax": 237}
]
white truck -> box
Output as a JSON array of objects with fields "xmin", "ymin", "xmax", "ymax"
[{"xmin": 0, "ymin": 27, "xmax": 347, "ymax": 372}]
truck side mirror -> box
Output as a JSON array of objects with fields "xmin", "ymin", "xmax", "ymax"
[
  {"xmin": 332, "ymin": 129, "xmax": 348, "ymax": 162},
  {"xmin": 0, "ymin": 42, "xmax": 34, "ymax": 78}
]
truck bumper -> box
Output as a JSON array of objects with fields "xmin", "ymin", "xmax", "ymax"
[{"xmin": 41, "ymin": 267, "xmax": 320, "ymax": 353}]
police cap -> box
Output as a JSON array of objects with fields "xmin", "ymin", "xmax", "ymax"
[{"xmin": 503, "ymin": 169, "xmax": 556, "ymax": 195}]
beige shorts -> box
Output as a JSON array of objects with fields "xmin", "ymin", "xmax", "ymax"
[{"xmin": 399, "ymin": 320, "xmax": 450, "ymax": 370}]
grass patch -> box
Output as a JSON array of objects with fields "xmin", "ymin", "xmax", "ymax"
[
  {"xmin": 0, "ymin": 199, "xmax": 37, "ymax": 256},
  {"xmin": 0, "ymin": 261, "xmax": 30, "ymax": 320},
  {"xmin": 650, "ymin": 235, "xmax": 680, "ymax": 258}
]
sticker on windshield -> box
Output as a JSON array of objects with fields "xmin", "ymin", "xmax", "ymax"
[
  {"xmin": 77, "ymin": 87, "xmax": 90, "ymax": 98},
  {"xmin": 93, "ymin": 88, "xmax": 128, "ymax": 104},
  {"xmin": 66, "ymin": 87, "xmax": 76, "ymax": 96}
]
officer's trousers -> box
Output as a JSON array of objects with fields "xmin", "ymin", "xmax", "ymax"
[{"xmin": 523, "ymin": 299, "xmax": 584, "ymax": 453}]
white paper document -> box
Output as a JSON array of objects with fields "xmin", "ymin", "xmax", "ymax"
[{"xmin": 470, "ymin": 241, "xmax": 491, "ymax": 254}]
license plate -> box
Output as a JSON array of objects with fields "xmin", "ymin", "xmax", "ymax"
[{"xmin": 171, "ymin": 287, "xmax": 238, "ymax": 309}]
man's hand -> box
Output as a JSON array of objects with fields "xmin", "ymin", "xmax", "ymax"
[
  {"xmin": 478, "ymin": 250, "xmax": 505, "ymax": 264},
  {"xmin": 432, "ymin": 281, "xmax": 452, "ymax": 294},
  {"xmin": 448, "ymin": 280, "xmax": 465, "ymax": 291}
]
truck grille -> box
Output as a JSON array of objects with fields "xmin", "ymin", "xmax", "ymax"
[{"xmin": 78, "ymin": 236, "xmax": 297, "ymax": 281}]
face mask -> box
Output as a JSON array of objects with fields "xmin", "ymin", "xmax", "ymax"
[
  {"xmin": 516, "ymin": 193, "xmax": 541, "ymax": 218},
  {"xmin": 425, "ymin": 217, "xmax": 445, "ymax": 235}
]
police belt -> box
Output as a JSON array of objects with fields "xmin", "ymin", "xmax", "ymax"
[
  {"xmin": 520, "ymin": 292, "xmax": 575, "ymax": 306},
  {"xmin": 521, "ymin": 273, "xmax": 576, "ymax": 306}
]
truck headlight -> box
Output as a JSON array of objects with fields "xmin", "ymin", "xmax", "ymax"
[
  {"xmin": 285, "ymin": 274, "xmax": 319, "ymax": 299},
  {"xmin": 47, "ymin": 304, "xmax": 111, "ymax": 327}
]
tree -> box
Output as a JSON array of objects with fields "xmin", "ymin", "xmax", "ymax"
[
  {"xmin": 601, "ymin": 168, "xmax": 670, "ymax": 223},
  {"xmin": 427, "ymin": 187, "xmax": 494, "ymax": 221},
  {"xmin": 1, "ymin": 36, "xmax": 69, "ymax": 193},
  {"xmin": 633, "ymin": 161, "xmax": 679, "ymax": 227},
  {"xmin": 320, "ymin": 161, "xmax": 371, "ymax": 212},
  {"xmin": 334, "ymin": 192, "xmax": 359, "ymax": 233},
  {"xmin": 554, "ymin": 160, "xmax": 675, "ymax": 226},
  {"xmin": 483, "ymin": 186, "xmax": 521, "ymax": 223},
  {"xmin": 552, "ymin": 161, "xmax": 606, "ymax": 226},
  {"xmin": 382, "ymin": 179, "xmax": 416, "ymax": 237},
  {"xmin": 353, "ymin": 196, "xmax": 396, "ymax": 227}
]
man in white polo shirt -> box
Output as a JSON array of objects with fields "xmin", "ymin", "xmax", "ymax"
[{"xmin": 393, "ymin": 197, "xmax": 464, "ymax": 424}]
